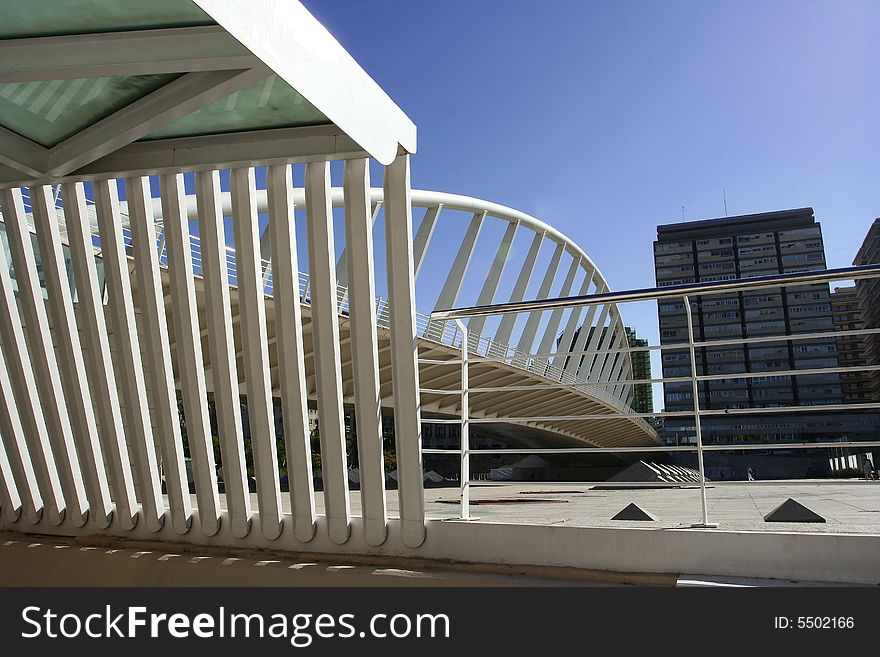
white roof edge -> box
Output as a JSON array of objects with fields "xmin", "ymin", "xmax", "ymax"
[{"xmin": 193, "ymin": 0, "xmax": 416, "ymax": 165}]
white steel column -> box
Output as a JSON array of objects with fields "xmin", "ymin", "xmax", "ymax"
[
  {"xmin": 0, "ymin": 327, "xmax": 42, "ymax": 524},
  {"xmin": 344, "ymin": 158, "xmax": 388, "ymax": 547},
  {"xmin": 161, "ymin": 173, "xmax": 222, "ymax": 537},
  {"xmin": 93, "ymin": 179, "xmax": 164, "ymax": 533},
  {"xmin": 193, "ymin": 170, "xmax": 254, "ymax": 536},
  {"xmin": 515, "ymin": 242, "xmax": 564, "ymax": 355},
  {"xmin": 554, "ymin": 269, "xmax": 594, "ymax": 368},
  {"xmin": 1, "ymin": 187, "xmax": 88, "ymax": 526},
  {"xmin": 536, "ymin": 255, "xmax": 581, "ymax": 358},
  {"xmin": 266, "ymin": 164, "xmax": 316, "ymax": 543},
  {"xmin": 305, "ymin": 160, "xmax": 351, "ymax": 545},
  {"xmin": 468, "ymin": 220, "xmax": 518, "ymax": 339},
  {"xmin": 413, "ymin": 205, "xmax": 442, "ymax": 280},
  {"xmin": 231, "ymin": 166, "xmax": 283, "ymax": 541},
  {"xmin": 336, "ymin": 202, "xmax": 381, "ymax": 289},
  {"xmin": 61, "ymin": 182, "xmax": 137, "ymax": 530},
  {"xmin": 384, "ymin": 153, "xmax": 426, "ymax": 548},
  {"xmin": 30, "ymin": 185, "xmax": 113, "ymax": 528},
  {"xmin": 494, "ymin": 231, "xmax": 543, "ymax": 347},
  {"xmin": 126, "ymin": 176, "xmax": 192, "ymax": 535}
]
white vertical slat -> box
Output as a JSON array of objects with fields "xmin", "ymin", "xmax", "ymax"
[
  {"xmin": 384, "ymin": 153, "xmax": 426, "ymax": 549},
  {"xmin": 230, "ymin": 166, "xmax": 283, "ymax": 541},
  {"xmin": 126, "ymin": 176, "xmax": 192, "ymax": 535},
  {"xmin": 0, "ymin": 194, "xmax": 64, "ymax": 526},
  {"xmin": 412, "ymin": 205, "xmax": 442, "ymax": 280},
  {"xmin": 536, "ymin": 255, "xmax": 581, "ymax": 358},
  {"xmin": 336, "ymin": 202, "xmax": 381, "ymax": 289},
  {"xmin": 0, "ymin": 187, "xmax": 88, "ymax": 526},
  {"xmin": 344, "ymin": 158, "xmax": 388, "ymax": 547},
  {"xmin": 193, "ymin": 171, "xmax": 251, "ymax": 538},
  {"xmin": 266, "ymin": 164, "xmax": 316, "ymax": 543},
  {"xmin": 304, "ymin": 160, "xmax": 351, "ymax": 545},
  {"xmin": 553, "ymin": 268, "xmax": 594, "ymax": 368},
  {"xmin": 0, "ymin": 427, "xmax": 22, "ymax": 523},
  {"xmin": 160, "ymin": 173, "xmax": 222, "ymax": 537},
  {"xmin": 0, "ymin": 339, "xmax": 41, "ymax": 524},
  {"xmin": 30, "ymin": 184, "xmax": 113, "ymax": 528},
  {"xmin": 467, "ymin": 220, "xmax": 519, "ymax": 340},
  {"xmin": 515, "ymin": 242, "xmax": 564, "ymax": 355},
  {"xmin": 494, "ymin": 230, "xmax": 544, "ymax": 347},
  {"xmin": 92, "ymin": 179, "xmax": 164, "ymax": 533},
  {"xmin": 583, "ymin": 302, "xmax": 613, "ymax": 379},
  {"xmin": 61, "ymin": 182, "xmax": 138, "ymax": 530}
]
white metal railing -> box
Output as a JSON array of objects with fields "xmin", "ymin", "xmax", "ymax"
[{"xmin": 428, "ymin": 264, "xmax": 880, "ymax": 524}]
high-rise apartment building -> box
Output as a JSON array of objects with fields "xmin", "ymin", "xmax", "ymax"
[
  {"xmin": 625, "ymin": 326, "xmax": 653, "ymax": 416},
  {"xmin": 853, "ymin": 218, "xmax": 880, "ymax": 398},
  {"xmin": 654, "ymin": 208, "xmax": 846, "ymax": 454},
  {"xmin": 830, "ymin": 286, "xmax": 873, "ymax": 403}
]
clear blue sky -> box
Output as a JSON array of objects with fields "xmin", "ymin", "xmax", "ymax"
[{"xmin": 303, "ymin": 0, "xmax": 880, "ymax": 402}]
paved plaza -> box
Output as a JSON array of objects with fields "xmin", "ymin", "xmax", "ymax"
[{"xmin": 193, "ymin": 479, "xmax": 880, "ymax": 535}]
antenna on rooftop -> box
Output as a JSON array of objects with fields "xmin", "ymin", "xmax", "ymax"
[
  {"xmin": 723, "ymin": 188, "xmax": 728, "ymax": 217},
  {"xmin": 681, "ymin": 205, "xmax": 685, "ymax": 223}
]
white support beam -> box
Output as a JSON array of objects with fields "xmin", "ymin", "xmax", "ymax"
[
  {"xmin": 427, "ymin": 210, "xmax": 485, "ymax": 340},
  {"xmin": 48, "ymin": 68, "xmax": 270, "ymax": 177},
  {"xmin": 413, "ymin": 205, "xmax": 442, "ymax": 280},
  {"xmin": 30, "ymin": 185, "xmax": 112, "ymax": 528},
  {"xmin": 564, "ymin": 280, "xmax": 607, "ymax": 376},
  {"xmin": 494, "ymin": 230, "xmax": 543, "ymax": 346},
  {"xmin": 161, "ymin": 173, "xmax": 223, "ymax": 537},
  {"xmin": 433, "ymin": 211, "xmax": 485, "ymax": 312},
  {"xmin": 344, "ymin": 158, "xmax": 388, "ymax": 547},
  {"xmin": 0, "ymin": 26, "xmax": 258, "ymax": 82},
  {"xmin": 70, "ymin": 126, "xmax": 369, "ymax": 186},
  {"xmin": 266, "ymin": 164, "xmax": 316, "ymax": 543},
  {"xmin": 126, "ymin": 176, "xmax": 192, "ymax": 536},
  {"xmin": 62, "ymin": 182, "xmax": 138, "ymax": 530},
  {"xmin": 305, "ymin": 160, "xmax": 352, "ymax": 545},
  {"xmin": 468, "ymin": 220, "xmax": 519, "ymax": 339},
  {"xmin": 196, "ymin": 171, "xmax": 251, "ymax": 538},
  {"xmin": 515, "ymin": 242, "xmax": 564, "ymax": 355},
  {"xmin": 583, "ymin": 303, "xmax": 613, "ymax": 379},
  {"xmin": 1, "ymin": 187, "xmax": 88, "ymax": 527},
  {"xmin": 93, "ymin": 179, "xmax": 164, "ymax": 533},
  {"xmin": 231, "ymin": 166, "xmax": 283, "ymax": 541},
  {"xmin": 193, "ymin": 0, "xmax": 417, "ymax": 164},
  {"xmin": 554, "ymin": 268, "xmax": 595, "ymax": 368},
  {"xmin": 0, "ymin": 198, "xmax": 65, "ymax": 527},
  {"xmin": 0, "ymin": 127, "xmax": 47, "ymax": 178},
  {"xmin": 0, "ymin": 322, "xmax": 41, "ymax": 525},
  {"xmin": 383, "ymin": 153, "xmax": 426, "ymax": 548},
  {"xmin": 535, "ymin": 255, "xmax": 581, "ymax": 358}
]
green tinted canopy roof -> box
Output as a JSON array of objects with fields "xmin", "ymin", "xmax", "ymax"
[{"xmin": 0, "ymin": 0, "xmax": 416, "ymax": 185}]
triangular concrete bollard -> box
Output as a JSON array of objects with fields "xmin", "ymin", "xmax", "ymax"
[
  {"xmin": 611, "ymin": 503, "xmax": 658, "ymax": 521},
  {"xmin": 764, "ymin": 498, "xmax": 825, "ymax": 523}
]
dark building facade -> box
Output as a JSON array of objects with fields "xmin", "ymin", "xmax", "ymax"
[
  {"xmin": 625, "ymin": 326, "xmax": 653, "ymax": 416},
  {"xmin": 652, "ymin": 208, "xmax": 876, "ymax": 476},
  {"xmin": 853, "ymin": 218, "xmax": 880, "ymax": 398},
  {"xmin": 830, "ymin": 286, "xmax": 873, "ymax": 403}
]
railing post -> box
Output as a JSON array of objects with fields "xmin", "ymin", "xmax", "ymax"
[
  {"xmin": 455, "ymin": 319, "xmax": 470, "ymax": 520},
  {"xmin": 683, "ymin": 294, "xmax": 716, "ymax": 528}
]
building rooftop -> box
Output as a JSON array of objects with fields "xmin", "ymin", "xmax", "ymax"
[{"xmin": 657, "ymin": 207, "xmax": 815, "ymax": 241}]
